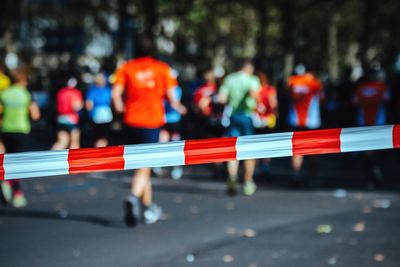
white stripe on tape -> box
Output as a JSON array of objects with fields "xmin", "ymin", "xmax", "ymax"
[
  {"xmin": 124, "ymin": 141, "xmax": 185, "ymax": 169},
  {"xmin": 340, "ymin": 125, "xmax": 394, "ymax": 153},
  {"xmin": 4, "ymin": 150, "xmax": 69, "ymax": 179},
  {"xmin": 236, "ymin": 132, "xmax": 294, "ymax": 160}
]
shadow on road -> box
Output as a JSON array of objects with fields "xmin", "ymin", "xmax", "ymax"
[{"xmin": 0, "ymin": 208, "xmax": 124, "ymax": 228}]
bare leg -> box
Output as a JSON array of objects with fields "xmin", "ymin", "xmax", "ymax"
[
  {"xmin": 292, "ymin": 155, "xmax": 304, "ymax": 172},
  {"xmin": 51, "ymin": 131, "xmax": 70, "ymax": 150},
  {"xmin": 124, "ymin": 167, "xmax": 152, "ymax": 226},
  {"xmin": 69, "ymin": 129, "xmax": 80, "ymax": 149},
  {"xmin": 226, "ymin": 160, "xmax": 240, "ymax": 195},
  {"xmin": 290, "ymin": 155, "xmax": 304, "ymax": 187},
  {"xmin": 244, "ymin": 159, "xmax": 256, "ymax": 183},
  {"xmin": 0, "ymin": 140, "xmax": 5, "ymax": 153},
  {"xmin": 141, "ymin": 177, "xmax": 152, "ymax": 206},
  {"xmin": 171, "ymin": 132, "xmax": 180, "ymax": 141},
  {"xmin": 159, "ymin": 129, "xmax": 170, "ymax": 143},
  {"xmin": 131, "ymin": 168, "xmax": 151, "ymax": 199},
  {"xmin": 95, "ymin": 138, "xmax": 108, "ymax": 148},
  {"xmin": 227, "ymin": 160, "xmax": 239, "ymax": 178}
]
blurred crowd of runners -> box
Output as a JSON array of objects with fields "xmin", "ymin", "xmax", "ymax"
[{"xmin": 0, "ymin": 35, "xmax": 398, "ymax": 226}]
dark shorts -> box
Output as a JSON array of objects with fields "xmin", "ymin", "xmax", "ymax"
[
  {"xmin": 225, "ymin": 114, "xmax": 254, "ymax": 137},
  {"xmin": 91, "ymin": 122, "xmax": 111, "ymax": 140},
  {"xmin": 58, "ymin": 123, "xmax": 79, "ymax": 133},
  {"xmin": 255, "ymin": 127, "xmax": 277, "ymax": 135},
  {"xmin": 124, "ymin": 126, "xmax": 161, "ymax": 145},
  {"xmin": 163, "ymin": 122, "xmax": 181, "ymax": 135},
  {"xmin": 2, "ymin": 133, "xmax": 30, "ymax": 153}
]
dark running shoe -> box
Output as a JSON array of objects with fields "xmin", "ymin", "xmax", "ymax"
[
  {"xmin": 124, "ymin": 195, "xmax": 142, "ymax": 227},
  {"xmin": 226, "ymin": 176, "xmax": 238, "ymax": 196}
]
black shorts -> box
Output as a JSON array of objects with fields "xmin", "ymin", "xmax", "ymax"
[
  {"xmin": 255, "ymin": 127, "xmax": 277, "ymax": 135},
  {"xmin": 2, "ymin": 133, "xmax": 30, "ymax": 153},
  {"xmin": 91, "ymin": 122, "xmax": 111, "ymax": 140},
  {"xmin": 58, "ymin": 123, "xmax": 79, "ymax": 133},
  {"xmin": 124, "ymin": 125, "xmax": 161, "ymax": 145},
  {"xmin": 162, "ymin": 122, "xmax": 181, "ymax": 134}
]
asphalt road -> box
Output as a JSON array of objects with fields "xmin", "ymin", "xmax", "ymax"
[{"xmin": 0, "ymin": 170, "xmax": 399, "ymax": 267}]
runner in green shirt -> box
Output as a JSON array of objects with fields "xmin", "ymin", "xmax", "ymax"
[
  {"xmin": 219, "ymin": 69, "xmax": 260, "ymax": 115},
  {"xmin": 1, "ymin": 84, "xmax": 32, "ymax": 134},
  {"xmin": 218, "ymin": 60, "xmax": 261, "ymax": 196},
  {"xmin": 0, "ymin": 70, "xmax": 40, "ymax": 208}
]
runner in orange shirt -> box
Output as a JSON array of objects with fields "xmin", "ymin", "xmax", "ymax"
[
  {"xmin": 288, "ymin": 65, "xmax": 323, "ymax": 186},
  {"xmin": 354, "ymin": 70, "xmax": 389, "ymax": 186},
  {"xmin": 112, "ymin": 36, "xmax": 186, "ymax": 227}
]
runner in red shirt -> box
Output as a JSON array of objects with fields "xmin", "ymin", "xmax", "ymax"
[
  {"xmin": 254, "ymin": 72, "xmax": 278, "ymax": 130},
  {"xmin": 113, "ymin": 36, "xmax": 186, "ymax": 227},
  {"xmin": 254, "ymin": 72, "xmax": 278, "ymax": 175},
  {"xmin": 52, "ymin": 78, "xmax": 83, "ymax": 150},
  {"xmin": 193, "ymin": 70, "xmax": 218, "ymax": 118}
]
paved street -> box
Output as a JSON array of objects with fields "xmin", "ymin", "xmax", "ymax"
[{"xmin": 1, "ymin": 166, "xmax": 399, "ymax": 267}]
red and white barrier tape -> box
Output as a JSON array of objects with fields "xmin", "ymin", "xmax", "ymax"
[{"xmin": 0, "ymin": 124, "xmax": 399, "ymax": 180}]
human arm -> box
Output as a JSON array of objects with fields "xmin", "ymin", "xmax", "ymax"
[
  {"xmin": 112, "ymin": 64, "xmax": 127, "ymax": 114},
  {"xmin": 72, "ymin": 93, "xmax": 84, "ymax": 112},
  {"xmin": 112, "ymin": 84, "xmax": 125, "ymax": 114},
  {"xmin": 86, "ymin": 100, "xmax": 94, "ymax": 112},
  {"xmin": 29, "ymin": 102, "xmax": 40, "ymax": 121},
  {"xmin": 217, "ymin": 78, "xmax": 229, "ymax": 104},
  {"xmin": 268, "ymin": 88, "xmax": 278, "ymax": 115},
  {"xmin": 166, "ymin": 87, "xmax": 187, "ymax": 115}
]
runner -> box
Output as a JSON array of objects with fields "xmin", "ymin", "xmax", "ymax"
[
  {"xmin": 254, "ymin": 72, "xmax": 278, "ymax": 130},
  {"xmin": 218, "ymin": 59, "xmax": 261, "ymax": 196},
  {"xmin": 0, "ymin": 69, "xmax": 40, "ymax": 208},
  {"xmin": 51, "ymin": 77, "xmax": 83, "ymax": 150},
  {"xmin": 193, "ymin": 69, "xmax": 227, "ymax": 137},
  {"xmin": 86, "ymin": 73, "xmax": 113, "ymax": 147},
  {"xmin": 354, "ymin": 70, "xmax": 389, "ymax": 185},
  {"xmin": 287, "ymin": 64, "xmax": 323, "ymax": 185},
  {"xmin": 192, "ymin": 68, "xmax": 227, "ymax": 180},
  {"xmin": 112, "ymin": 36, "xmax": 186, "ymax": 227},
  {"xmin": 153, "ymin": 77, "xmax": 184, "ymax": 180},
  {"xmin": 254, "ymin": 72, "xmax": 278, "ymax": 175},
  {"xmin": 0, "ymin": 65, "xmax": 11, "ymax": 154}
]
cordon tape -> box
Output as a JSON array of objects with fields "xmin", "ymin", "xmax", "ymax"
[{"xmin": 0, "ymin": 124, "xmax": 399, "ymax": 180}]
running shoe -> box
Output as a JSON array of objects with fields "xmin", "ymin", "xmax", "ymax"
[
  {"xmin": 171, "ymin": 166, "xmax": 183, "ymax": 180},
  {"xmin": 12, "ymin": 191, "xmax": 27, "ymax": 208},
  {"xmin": 226, "ymin": 176, "xmax": 238, "ymax": 196},
  {"xmin": 143, "ymin": 203, "xmax": 162, "ymax": 224},
  {"xmin": 124, "ymin": 195, "xmax": 142, "ymax": 227},
  {"xmin": 243, "ymin": 181, "xmax": 257, "ymax": 196},
  {"xmin": 1, "ymin": 181, "xmax": 13, "ymax": 204},
  {"xmin": 152, "ymin": 167, "xmax": 163, "ymax": 177}
]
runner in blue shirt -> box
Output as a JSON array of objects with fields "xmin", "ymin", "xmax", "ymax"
[{"xmin": 86, "ymin": 73, "xmax": 113, "ymax": 147}]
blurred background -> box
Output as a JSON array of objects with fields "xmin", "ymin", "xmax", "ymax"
[{"xmin": 1, "ymin": 0, "xmax": 400, "ymax": 131}]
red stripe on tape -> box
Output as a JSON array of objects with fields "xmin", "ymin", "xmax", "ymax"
[
  {"xmin": 0, "ymin": 154, "xmax": 4, "ymax": 180},
  {"xmin": 184, "ymin": 137, "xmax": 237, "ymax": 165},
  {"xmin": 68, "ymin": 146, "xmax": 125, "ymax": 174},
  {"xmin": 393, "ymin": 125, "xmax": 400, "ymax": 148},
  {"xmin": 292, "ymin": 128, "xmax": 342, "ymax": 156}
]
